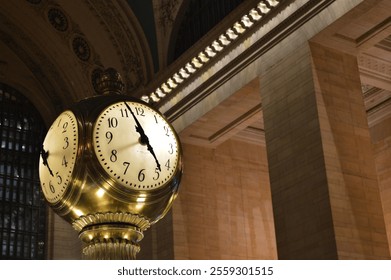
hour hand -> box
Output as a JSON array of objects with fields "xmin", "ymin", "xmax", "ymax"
[{"xmin": 41, "ymin": 145, "xmax": 54, "ymax": 177}]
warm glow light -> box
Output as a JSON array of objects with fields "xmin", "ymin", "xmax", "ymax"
[
  {"xmin": 258, "ymin": 2, "xmax": 270, "ymax": 14},
  {"xmin": 135, "ymin": 204, "xmax": 144, "ymax": 210},
  {"xmin": 241, "ymin": 15, "xmax": 254, "ymax": 27},
  {"xmin": 156, "ymin": 88, "xmax": 166, "ymax": 98},
  {"xmin": 267, "ymin": 0, "xmax": 279, "ymax": 7},
  {"xmin": 233, "ymin": 22, "xmax": 245, "ymax": 34},
  {"xmin": 73, "ymin": 208, "xmax": 84, "ymax": 217},
  {"xmin": 173, "ymin": 73, "xmax": 183, "ymax": 83},
  {"xmin": 226, "ymin": 28, "xmax": 238, "ymax": 40},
  {"xmin": 198, "ymin": 51, "xmax": 209, "ymax": 63},
  {"xmin": 96, "ymin": 188, "xmax": 105, "ymax": 198},
  {"xmin": 249, "ymin": 9, "xmax": 262, "ymax": 21},
  {"xmin": 150, "ymin": 93, "xmax": 160, "ymax": 102},
  {"xmin": 141, "ymin": 95, "xmax": 150, "ymax": 103},
  {"xmin": 185, "ymin": 63, "xmax": 196, "ymax": 73},
  {"xmin": 179, "ymin": 68, "xmax": 190, "ymax": 78},
  {"xmin": 212, "ymin": 40, "xmax": 223, "ymax": 51},
  {"xmin": 167, "ymin": 78, "xmax": 177, "ymax": 88},
  {"xmin": 205, "ymin": 46, "xmax": 216, "ymax": 57},
  {"xmin": 219, "ymin": 34, "xmax": 230, "ymax": 45},
  {"xmin": 191, "ymin": 57, "xmax": 203, "ymax": 68},
  {"xmin": 161, "ymin": 83, "xmax": 172, "ymax": 93}
]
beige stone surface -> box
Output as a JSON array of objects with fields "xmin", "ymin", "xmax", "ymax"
[{"xmin": 173, "ymin": 139, "xmax": 277, "ymax": 259}]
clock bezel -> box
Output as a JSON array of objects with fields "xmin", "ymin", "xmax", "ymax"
[
  {"xmin": 39, "ymin": 110, "xmax": 84, "ymax": 207},
  {"xmin": 91, "ymin": 99, "xmax": 183, "ymax": 198}
]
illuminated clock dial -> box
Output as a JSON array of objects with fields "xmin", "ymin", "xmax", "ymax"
[
  {"xmin": 39, "ymin": 110, "xmax": 78, "ymax": 204},
  {"xmin": 93, "ymin": 101, "xmax": 180, "ymax": 190}
]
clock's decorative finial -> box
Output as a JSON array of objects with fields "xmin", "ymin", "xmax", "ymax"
[
  {"xmin": 39, "ymin": 67, "xmax": 182, "ymax": 260},
  {"xmin": 94, "ymin": 67, "xmax": 125, "ymax": 95}
]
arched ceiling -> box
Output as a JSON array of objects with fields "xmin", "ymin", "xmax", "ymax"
[
  {"xmin": 1, "ymin": 0, "xmax": 390, "ymax": 147},
  {"xmin": 0, "ymin": 0, "xmax": 156, "ymax": 124},
  {"xmin": 0, "ymin": 0, "xmax": 251, "ymax": 125}
]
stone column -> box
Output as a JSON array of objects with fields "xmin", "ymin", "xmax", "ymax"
[
  {"xmin": 260, "ymin": 42, "xmax": 389, "ymax": 259},
  {"xmin": 310, "ymin": 42, "xmax": 389, "ymax": 259}
]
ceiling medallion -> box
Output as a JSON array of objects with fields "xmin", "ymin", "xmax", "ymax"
[
  {"xmin": 48, "ymin": 8, "xmax": 68, "ymax": 32},
  {"xmin": 72, "ymin": 36, "xmax": 91, "ymax": 61}
]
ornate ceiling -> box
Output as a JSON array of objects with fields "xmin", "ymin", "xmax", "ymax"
[
  {"xmin": 0, "ymin": 0, "xmax": 390, "ymax": 147},
  {"xmin": 0, "ymin": 0, "xmax": 150, "ymax": 122}
]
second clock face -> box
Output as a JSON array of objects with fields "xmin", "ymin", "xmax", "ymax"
[
  {"xmin": 93, "ymin": 101, "xmax": 180, "ymax": 190},
  {"xmin": 39, "ymin": 110, "xmax": 78, "ymax": 204}
]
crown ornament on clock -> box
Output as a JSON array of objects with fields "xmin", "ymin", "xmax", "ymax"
[
  {"xmin": 94, "ymin": 67, "xmax": 125, "ymax": 95},
  {"xmin": 39, "ymin": 68, "xmax": 183, "ymax": 259}
]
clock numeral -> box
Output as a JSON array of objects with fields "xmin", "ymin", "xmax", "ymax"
[
  {"xmin": 164, "ymin": 126, "xmax": 170, "ymax": 137},
  {"xmin": 49, "ymin": 181, "xmax": 55, "ymax": 193},
  {"xmin": 110, "ymin": 149, "xmax": 118, "ymax": 162},
  {"xmin": 63, "ymin": 137, "xmax": 69, "ymax": 149},
  {"xmin": 56, "ymin": 172, "xmax": 62, "ymax": 185},
  {"xmin": 62, "ymin": 155, "xmax": 68, "ymax": 167},
  {"xmin": 165, "ymin": 159, "xmax": 170, "ymax": 171},
  {"xmin": 123, "ymin": 161, "xmax": 130, "ymax": 175},
  {"xmin": 138, "ymin": 169, "xmax": 146, "ymax": 182},
  {"xmin": 168, "ymin": 143, "xmax": 174, "ymax": 154},
  {"xmin": 62, "ymin": 122, "xmax": 68, "ymax": 133},
  {"xmin": 153, "ymin": 168, "xmax": 160, "ymax": 181},
  {"xmin": 108, "ymin": 117, "xmax": 118, "ymax": 128},
  {"xmin": 57, "ymin": 118, "xmax": 62, "ymax": 128},
  {"xmin": 120, "ymin": 109, "xmax": 129, "ymax": 118},
  {"xmin": 154, "ymin": 115, "xmax": 158, "ymax": 124},
  {"xmin": 106, "ymin": 131, "xmax": 113, "ymax": 144},
  {"xmin": 135, "ymin": 107, "xmax": 145, "ymax": 116}
]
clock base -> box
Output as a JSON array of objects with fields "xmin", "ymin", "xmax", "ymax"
[
  {"xmin": 79, "ymin": 224, "xmax": 143, "ymax": 260},
  {"xmin": 82, "ymin": 239, "xmax": 140, "ymax": 260}
]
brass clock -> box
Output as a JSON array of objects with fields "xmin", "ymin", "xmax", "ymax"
[
  {"xmin": 39, "ymin": 110, "xmax": 79, "ymax": 204},
  {"xmin": 38, "ymin": 68, "xmax": 182, "ymax": 259},
  {"xmin": 93, "ymin": 101, "xmax": 180, "ymax": 191}
]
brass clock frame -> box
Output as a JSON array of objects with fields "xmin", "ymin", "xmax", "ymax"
[{"xmin": 41, "ymin": 92, "xmax": 183, "ymax": 259}]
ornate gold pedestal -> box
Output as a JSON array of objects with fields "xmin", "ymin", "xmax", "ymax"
[{"xmin": 73, "ymin": 213, "xmax": 149, "ymax": 259}]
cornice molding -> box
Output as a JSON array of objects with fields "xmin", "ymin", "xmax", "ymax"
[{"xmin": 147, "ymin": 0, "xmax": 338, "ymax": 122}]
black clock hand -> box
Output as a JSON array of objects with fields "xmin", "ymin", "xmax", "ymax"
[
  {"xmin": 124, "ymin": 102, "xmax": 161, "ymax": 172},
  {"xmin": 40, "ymin": 145, "xmax": 54, "ymax": 177}
]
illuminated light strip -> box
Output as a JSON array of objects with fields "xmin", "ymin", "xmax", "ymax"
[{"xmin": 142, "ymin": 0, "xmax": 280, "ymax": 103}]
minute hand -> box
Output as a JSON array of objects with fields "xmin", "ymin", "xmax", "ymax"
[{"xmin": 124, "ymin": 102, "xmax": 161, "ymax": 171}]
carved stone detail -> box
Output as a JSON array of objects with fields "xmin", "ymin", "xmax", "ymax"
[
  {"xmin": 48, "ymin": 7, "xmax": 68, "ymax": 32},
  {"xmin": 72, "ymin": 36, "xmax": 91, "ymax": 61},
  {"xmin": 83, "ymin": 0, "xmax": 146, "ymax": 92}
]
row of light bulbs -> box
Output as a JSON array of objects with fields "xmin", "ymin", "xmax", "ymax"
[{"xmin": 141, "ymin": 0, "xmax": 280, "ymax": 104}]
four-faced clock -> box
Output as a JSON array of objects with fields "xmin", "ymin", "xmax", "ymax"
[
  {"xmin": 93, "ymin": 101, "xmax": 180, "ymax": 191},
  {"xmin": 39, "ymin": 110, "xmax": 79, "ymax": 204}
]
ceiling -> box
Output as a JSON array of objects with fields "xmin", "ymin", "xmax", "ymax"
[{"xmin": 0, "ymin": 0, "xmax": 390, "ymax": 148}]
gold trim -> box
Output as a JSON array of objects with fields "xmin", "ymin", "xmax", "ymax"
[
  {"xmin": 83, "ymin": 239, "xmax": 140, "ymax": 260},
  {"xmin": 72, "ymin": 212, "xmax": 151, "ymax": 232}
]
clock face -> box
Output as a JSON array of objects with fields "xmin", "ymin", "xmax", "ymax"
[
  {"xmin": 93, "ymin": 101, "xmax": 180, "ymax": 190},
  {"xmin": 39, "ymin": 110, "xmax": 78, "ymax": 204}
]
